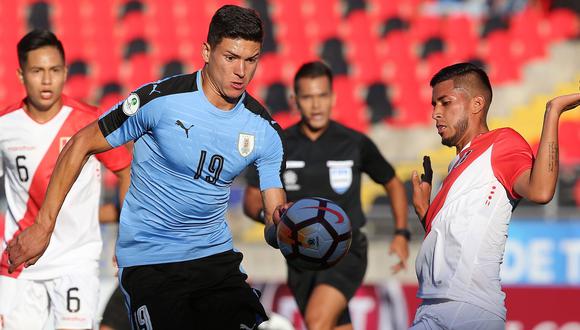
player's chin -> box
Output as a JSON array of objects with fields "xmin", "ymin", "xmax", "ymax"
[{"xmin": 226, "ymin": 89, "xmax": 245, "ymax": 101}]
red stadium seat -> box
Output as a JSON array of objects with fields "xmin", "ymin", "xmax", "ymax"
[
  {"xmin": 509, "ymin": 7, "xmax": 547, "ymax": 63},
  {"xmin": 332, "ymin": 77, "xmax": 369, "ymax": 132},
  {"xmin": 481, "ymin": 31, "xmax": 520, "ymax": 84},
  {"xmin": 546, "ymin": 8, "xmax": 579, "ymax": 41},
  {"xmin": 408, "ymin": 15, "xmax": 443, "ymax": 44},
  {"xmin": 442, "ymin": 14, "xmax": 479, "ymax": 62},
  {"xmin": 343, "ymin": 12, "xmax": 381, "ymax": 83}
]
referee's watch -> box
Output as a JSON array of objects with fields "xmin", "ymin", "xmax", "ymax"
[{"xmin": 394, "ymin": 228, "xmax": 411, "ymax": 241}]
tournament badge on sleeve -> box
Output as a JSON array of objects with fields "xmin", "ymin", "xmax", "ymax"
[
  {"xmin": 327, "ymin": 160, "xmax": 353, "ymax": 194},
  {"xmin": 122, "ymin": 93, "xmax": 140, "ymax": 116},
  {"xmin": 238, "ymin": 133, "xmax": 255, "ymax": 157}
]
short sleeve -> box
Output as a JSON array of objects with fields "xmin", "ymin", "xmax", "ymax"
[
  {"xmin": 491, "ymin": 128, "xmax": 534, "ymax": 199},
  {"xmin": 360, "ymin": 135, "xmax": 395, "ymax": 184},
  {"xmin": 96, "ymin": 145, "xmax": 132, "ymax": 172},
  {"xmin": 98, "ymin": 83, "xmax": 164, "ymax": 148},
  {"xmin": 254, "ymin": 124, "xmax": 285, "ymax": 191}
]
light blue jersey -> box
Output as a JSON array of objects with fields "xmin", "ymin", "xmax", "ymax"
[{"xmin": 98, "ymin": 72, "xmax": 285, "ymax": 267}]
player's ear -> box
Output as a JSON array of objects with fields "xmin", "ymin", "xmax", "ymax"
[
  {"xmin": 331, "ymin": 90, "xmax": 337, "ymax": 108},
  {"xmin": 201, "ymin": 42, "xmax": 211, "ymax": 64},
  {"xmin": 472, "ymin": 95, "xmax": 485, "ymax": 114},
  {"xmin": 289, "ymin": 93, "xmax": 301, "ymax": 116},
  {"xmin": 17, "ymin": 68, "xmax": 24, "ymax": 84}
]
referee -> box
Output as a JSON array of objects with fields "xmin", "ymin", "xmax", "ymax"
[{"xmin": 244, "ymin": 61, "xmax": 409, "ymax": 330}]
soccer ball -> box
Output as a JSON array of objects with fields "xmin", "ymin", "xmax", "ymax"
[{"xmin": 277, "ymin": 197, "xmax": 352, "ymax": 270}]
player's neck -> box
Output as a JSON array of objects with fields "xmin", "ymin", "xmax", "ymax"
[
  {"xmin": 24, "ymin": 97, "xmax": 63, "ymax": 124},
  {"xmin": 300, "ymin": 123, "xmax": 329, "ymax": 141},
  {"xmin": 455, "ymin": 124, "xmax": 489, "ymax": 153}
]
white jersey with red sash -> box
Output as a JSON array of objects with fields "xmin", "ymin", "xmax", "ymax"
[
  {"xmin": 0, "ymin": 95, "xmax": 131, "ymax": 280},
  {"xmin": 415, "ymin": 128, "xmax": 533, "ymax": 319}
]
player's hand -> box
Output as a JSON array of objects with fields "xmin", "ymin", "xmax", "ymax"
[
  {"xmin": 272, "ymin": 202, "xmax": 293, "ymax": 225},
  {"xmin": 412, "ymin": 156, "xmax": 432, "ymax": 226},
  {"xmin": 7, "ymin": 221, "xmax": 52, "ymax": 273},
  {"xmin": 389, "ymin": 235, "xmax": 409, "ymax": 274},
  {"xmin": 265, "ymin": 202, "xmax": 293, "ymax": 249},
  {"xmin": 546, "ymin": 92, "xmax": 580, "ymax": 114}
]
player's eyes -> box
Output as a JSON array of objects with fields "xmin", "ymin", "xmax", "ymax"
[{"xmin": 225, "ymin": 56, "xmax": 235, "ymax": 61}]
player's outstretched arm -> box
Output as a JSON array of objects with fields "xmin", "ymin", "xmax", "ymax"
[
  {"xmin": 7, "ymin": 121, "xmax": 114, "ymax": 272},
  {"xmin": 261, "ymin": 188, "xmax": 288, "ymax": 248},
  {"xmin": 384, "ymin": 176, "xmax": 409, "ymax": 273},
  {"xmin": 411, "ymin": 156, "xmax": 433, "ymax": 229},
  {"xmin": 514, "ymin": 93, "xmax": 580, "ymax": 203}
]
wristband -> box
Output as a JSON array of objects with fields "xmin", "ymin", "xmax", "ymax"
[{"xmin": 394, "ymin": 228, "xmax": 411, "ymax": 241}]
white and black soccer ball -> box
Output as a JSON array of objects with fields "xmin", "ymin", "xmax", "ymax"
[{"xmin": 277, "ymin": 197, "xmax": 352, "ymax": 270}]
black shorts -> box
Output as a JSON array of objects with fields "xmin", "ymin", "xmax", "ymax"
[
  {"xmin": 101, "ymin": 286, "xmax": 131, "ymax": 330},
  {"xmin": 287, "ymin": 230, "xmax": 368, "ymax": 326},
  {"xmin": 119, "ymin": 250, "xmax": 268, "ymax": 330}
]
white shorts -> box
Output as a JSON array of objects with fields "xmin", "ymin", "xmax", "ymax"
[
  {"xmin": 0, "ymin": 274, "xmax": 99, "ymax": 330},
  {"xmin": 410, "ymin": 299, "xmax": 505, "ymax": 330}
]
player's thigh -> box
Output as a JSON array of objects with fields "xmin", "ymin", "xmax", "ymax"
[
  {"xmin": 191, "ymin": 286, "xmax": 268, "ymax": 330},
  {"xmin": 45, "ymin": 273, "xmax": 100, "ymax": 330},
  {"xmin": 0, "ymin": 277, "xmax": 49, "ymax": 330},
  {"xmin": 304, "ymin": 284, "xmax": 348, "ymax": 326}
]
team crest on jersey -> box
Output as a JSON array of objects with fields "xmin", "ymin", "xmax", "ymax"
[
  {"xmin": 238, "ymin": 133, "xmax": 255, "ymax": 157},
  {"xmin": 327, "ymin": 160, "xmax": 353, "ymax": 194},
  {"xmin": 59, "ymin": 137, "xmax": 71, "ymax": 152},
  {"xmin": 451, "ymin": 149, "xmax": 473, "ymax": 171},
  {"xmin": 122, "ymin": 93, "xmax": 140, "ymax": 116}
]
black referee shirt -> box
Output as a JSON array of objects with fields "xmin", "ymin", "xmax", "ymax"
[{"xmin": 247, "ymin": 121, "xmax": 395, "ymax": 230}]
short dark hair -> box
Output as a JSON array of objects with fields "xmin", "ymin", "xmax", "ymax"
[
  {"xmin": 293, "ymin": 61, "xmax": 334, "ymax": 94},
  {"xmin": 17, "ymin": 30, "xmax": 65, "ymax": 68},
  {"xmin": 430, "ymin": 62, "xmax": 493, "ymax": 110},
  {"xmin": 207, "ymin": 5, "xmax": 263, "ymax": 48}
]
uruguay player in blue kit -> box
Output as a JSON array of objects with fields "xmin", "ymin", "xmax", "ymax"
[{"xmin": 7, "ymin": 5, "xmax": 287, "ymax": 329}]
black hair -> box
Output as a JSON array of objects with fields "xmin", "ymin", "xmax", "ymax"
[
  {"xmin": 293, "ymin": 61, "xmax": 334, "ymax": 94},
  {"xmin": 430, "ymin": 62, "xmax": 493, "ymax": 110},
  {"xmin": 207, "ymin": 5, "xmax": 263, "ymax": 48},
  {"xmin": 17, "ymin": 29, "xmax": 65, "ymax": 68}
]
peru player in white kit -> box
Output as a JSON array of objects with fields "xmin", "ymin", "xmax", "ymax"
[
  {"xmin": 0, "ymin": 30, "xmax": 131, "ymax": 330},
  {"xmin": 410, "ymin": 63, "xmax": 580, "ymax": 329}
]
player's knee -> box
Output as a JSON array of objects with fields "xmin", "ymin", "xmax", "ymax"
[{"xmin": 304, "ymin": 310, "xmax": 335, "ymax": 330}]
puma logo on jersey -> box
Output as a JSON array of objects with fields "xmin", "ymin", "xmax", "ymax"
[
  {"xmin": 149, "ymin": 84, "xmax": 161, "ymax": 95},
  {"xmin": 175, "ymin": 120, "xmax": 194, "ymax": 138}
]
